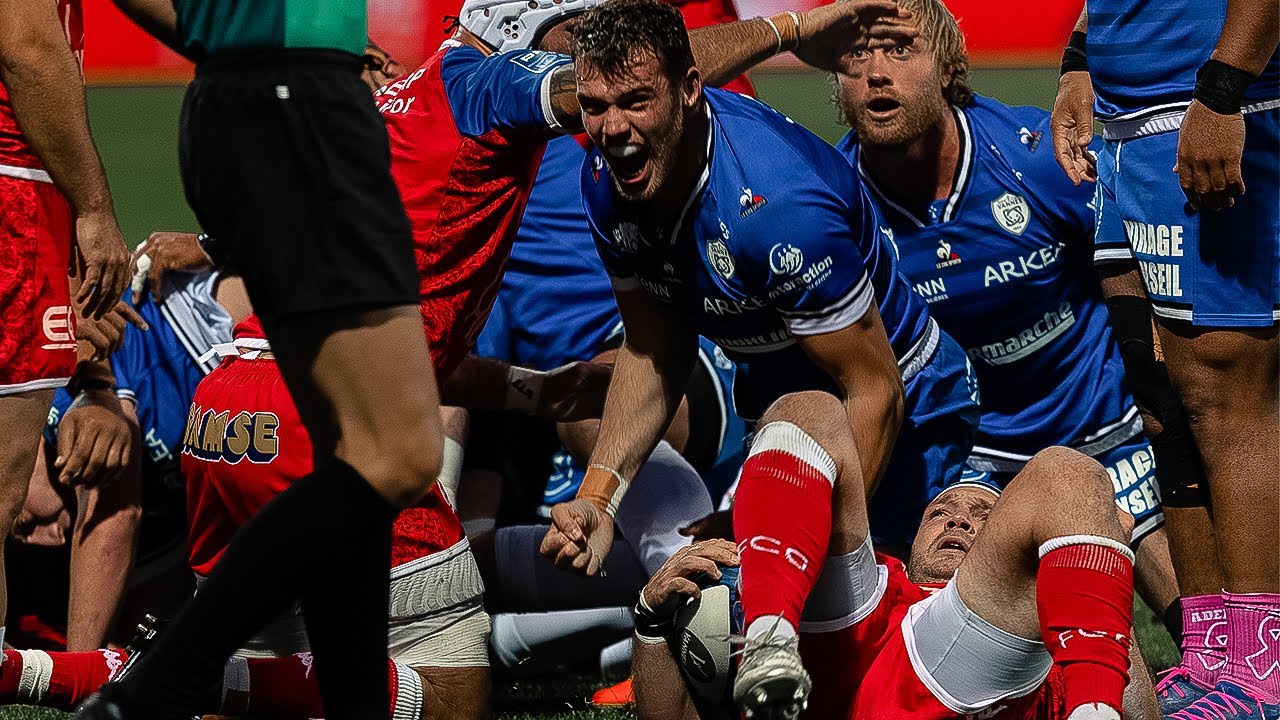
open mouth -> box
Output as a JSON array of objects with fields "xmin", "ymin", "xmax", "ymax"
[
  {"xmin": 865, "ymin": 97, "xmax": 901, "ymax": 120},
  {"xmin": 606, "ymin": 143, "xmax": 650, "ymax": 191},
  {"xmin": 935, "ymin": 535, "xmax": 969, "ymax": 553}
]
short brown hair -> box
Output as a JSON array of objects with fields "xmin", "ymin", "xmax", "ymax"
[
  {"xmin": 572, "ymin": 0, "xmax": 695, "ymax": 84},
  {"xmin": 895, "ymin": 0, "xmax": 973, "ymax": 106}
]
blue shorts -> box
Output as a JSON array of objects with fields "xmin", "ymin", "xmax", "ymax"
[
  {"xmin": 961, "ymin": 434, "xmax": 1164, "ymax": 545},
  {"xmin": 1095, "ymin": 108, "xmax": 1280, "ymax": 327},
  {"xmin": 543, "ymin": 337, "xmax": 747, "ymax": 509}
]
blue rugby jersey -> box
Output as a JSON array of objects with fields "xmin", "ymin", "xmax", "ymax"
[
  {"xmin": 46, "ymin": 272, "xmax": 232, "ymax": 562},
  {"xmin": 583, "ymin": 88, "xmax": 952, "ymax": 422},
  {"xmin": 838, "ymin": 96, "xmax": 1141, "ymax": 469},
  {"xmin": 1087, "ymin": 0, "xmax": 1279, "ymax": 128},
  {"xmin": 476, "ymin": 136, "xmax": 621, "ymax": 369}
]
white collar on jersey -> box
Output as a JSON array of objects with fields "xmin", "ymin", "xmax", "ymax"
[
  {"xmin": 666, "ymin": 103, "xmax": 715, "ymax": 245},
  {"xmin": 857, "ymin": 104, "xmax": 974, "ymax": 229}
]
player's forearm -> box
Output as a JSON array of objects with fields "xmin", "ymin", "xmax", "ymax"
[
  {"xmin": 843, "ymin": 370, "xmax": 904, "ymax": 497},
  {"xmin": 0, "ymin": 46, "xmax": 115, "ymax": 218},
  {"xmin": 111, "ymin": 0, "xmax": 185, "ymax": 57},
  {"xmin": 440, "ymin": 355, "xmax": 511, "ymax": 410},
  {"xmin": 1211, "ymin": 0, "xmax": 1279, "ymax": 75},
  {"xmin": 587, "ymin": 340, "xmax": 689, "ymax": 481},
  {"xmin": 688, "ymin": 19, "xmax": 780, "ymax": 88},
  {"xmin": 1073, "ymin": 6, "xmax": 1087, "ymax": 33},
  {"xmin": 633, "ymin": 637, "xmax": 700, "ymax": 720},
  {"xmin": 67, "ymin": 472, "xmax": 141, "ymax": 649}
]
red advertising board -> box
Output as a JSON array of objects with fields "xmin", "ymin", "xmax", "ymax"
[{"xmin": 83, "ymin": 0, "xmax": 1080, "ymax": 83}]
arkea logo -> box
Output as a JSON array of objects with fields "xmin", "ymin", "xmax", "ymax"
[
  {"xmin": 739, "ymin": 187, "xmax": 768, "ymax": 217},
  {"xmin": 991, "ymin": 192, "xmax": 1030, "ymax": 235},
  {"xmin": 769, "ymin": 243, "xmax": 804, "ymax": 275},
  {"xmin": 41, "ymin": 305, "xmax": 75, "ymax": 351},
  {"xmin": 935, "ymin": 238, "xmax": 961, "ymax": 269}
]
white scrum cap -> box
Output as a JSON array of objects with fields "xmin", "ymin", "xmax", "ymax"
[{"xmin": 459, "ymin": 0, "xmax": 605, "ymax": 53}]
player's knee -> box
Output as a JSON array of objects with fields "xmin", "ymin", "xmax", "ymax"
[
  {"xmin": 1019, "ymin": 446, "xmax": 1112, "ymax": 508},
  {"xmin": 1166, "ymin": 329, "xmax": 1278, "ymax": 432},
  {"xmin": 758, "ymin": 391, "xmax": 847, "ymax": 447},
  {"xmin": 416, "ymin": 666, "xmax": 489, "ymax": 720},
  {"xmin": 350, "ymin": 429, "xmax": 444, "ymax": 508}
]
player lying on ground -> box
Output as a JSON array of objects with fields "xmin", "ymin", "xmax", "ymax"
[
  {"xmin": 1050, "ymin": 1, "xmax": 1280, "ymax": 717},
  {"xmin": 634, "ymin": 447, "xmax": 1157, "ymax": 720},
  {"xmin": 829, "ymin": 0, "xmax": 1179, "ymax": 626}
]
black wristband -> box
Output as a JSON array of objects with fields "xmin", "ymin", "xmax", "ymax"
[
  {"xmin": 1193, "ymin": 59, "xmax": 1256, "ymax": 115},
  {"xmin": 633, "ymin": 601, "xmax": 674, "ymax": 642},
  {"xmin": 1060, "ymin": 31, "xmax": 1088, "ymax": 76}
]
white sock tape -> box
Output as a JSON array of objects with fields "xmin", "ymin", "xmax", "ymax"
[
  {"xmin": 506, "ymin": 366, "xmax": 546, "ymax": 414},
  {"xmin": 16, "ymin": 650, "xmax": 52, "ymax": 704}
]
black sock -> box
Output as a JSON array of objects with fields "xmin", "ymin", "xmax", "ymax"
[
  {"xmin": 117, "ymin": 459, "xmax": 397, "ymax": 717},
  {"xmin": 300, "ymin": 508, "xmax": 394, "ymax": 719}
]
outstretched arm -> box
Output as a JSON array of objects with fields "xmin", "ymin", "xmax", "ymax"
[
  {"xmin": 541, "ymin": 288, "xmax": 698, "ymax": 575},
  {"xmin": 545, "ymin": 0, "xmax": 916, "ymax": 129},
  {"xmin": 796, "ymin": 306, "xmax": 904, "ymax": 499}
]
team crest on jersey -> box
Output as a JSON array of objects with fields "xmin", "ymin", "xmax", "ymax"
[
  {"xmin": 936, "ymin": 238, "xmax": 962, "ymax": 269},
  {"xmin": 769, "ymin": 243, "xmax": 804, "ymax": 275},
  {"xmin": 591, "ymin": 155, "xmax": 604, "ymax": 183},
  {"xmin": 613, "ymin": 221, "xmax": 641, "ymax": 253},
  {"xmin": 739, "ymin": 187, "xmax": 768, "ymax": 218},
  {"xmin": 991, "ymin": 192, "xmax": 1030, "ymax": 235},
  {"xmin": 708, "ymin": 222, "xmax": 735, "ymax": 279},
  {"xmin": 1018, "ymin": 127, "xmax": 1042, "ymax": 152},
  {"xmin": 182, "ymin": 405, "xmax": 281, "ymax": 465}
]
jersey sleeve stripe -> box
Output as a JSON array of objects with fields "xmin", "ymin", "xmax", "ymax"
[
  {"xmin": 779, "ymin": 273, "xmax": 875, "ymax": 336},
  {"xmin": 539, "ymin": 68, "xmax": 563, "ymax": 132}
]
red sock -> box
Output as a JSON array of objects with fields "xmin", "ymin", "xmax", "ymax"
[
  {"xmin": 224, "ymin": 654, "xmax": 421, "ymax": 718},
  {"xmin": 733, "ymin": 422, "xmax": 835, "ymax": 634},
  {"xmin": 0, "ymin": 649, "xmax": 129, "ymax": 708},
  {"xmin": 1037, "ymin": 537, "xmax": 1134, "ymax": 715}
]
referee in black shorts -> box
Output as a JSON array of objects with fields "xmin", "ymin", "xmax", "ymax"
[{"xmin": 82, "ymin": 2, "xmax": 445, "ymax": 719}]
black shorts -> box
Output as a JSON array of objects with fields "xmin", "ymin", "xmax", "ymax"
[{"xmin": 179, "ymin": 50, "xmax": 418, "ymax": 324}]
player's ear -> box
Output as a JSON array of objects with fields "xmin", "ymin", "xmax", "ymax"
[{"xmin": 681, "ymin": 66, "xmax": 702, "ymax": 109}]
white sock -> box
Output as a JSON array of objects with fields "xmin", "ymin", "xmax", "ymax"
[
  {"xmin": 746, "ymin": 615, "xmax": 797, "ymax": 642},
  {"xmin": 391, "ymin": 659, "xmax": 424, "ymax": 720},
  {"xmin": 615, "ymin": 441, "xmax": 714, "ymax": 576},
  {"xmin": 490, "ymin": 608, "xmax": 633, "ymax": 670},
  {"xmin": 599, "ymin": 636, "xmax": 632, "ymax": 677}
]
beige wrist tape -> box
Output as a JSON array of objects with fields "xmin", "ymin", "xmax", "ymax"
[{"xmin": 580, "ymin": 464, "xmax": 630, "ymax": 517}]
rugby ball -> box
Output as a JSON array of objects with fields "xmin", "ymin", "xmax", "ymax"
[{"xmin": 672, "ymin": 565, "xmax": 743, "ymax": 707}]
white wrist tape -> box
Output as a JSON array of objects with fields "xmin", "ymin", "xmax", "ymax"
[
  {"xmin": 505, "ymin": 365, "xmax": 546, "ymax": 414},
  {"xmin": 131, "ymin": 252, "xmax": 152, "ymax": 296}
]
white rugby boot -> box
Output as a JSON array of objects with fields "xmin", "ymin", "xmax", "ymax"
[{"xmin": 732, "ymin": 630, "xmax": 810, "ymax": 720}]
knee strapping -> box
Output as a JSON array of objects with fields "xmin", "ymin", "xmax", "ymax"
[{"xmin": 1105, "ymin": 296, "xmax": 1208, "ymax": 508}]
